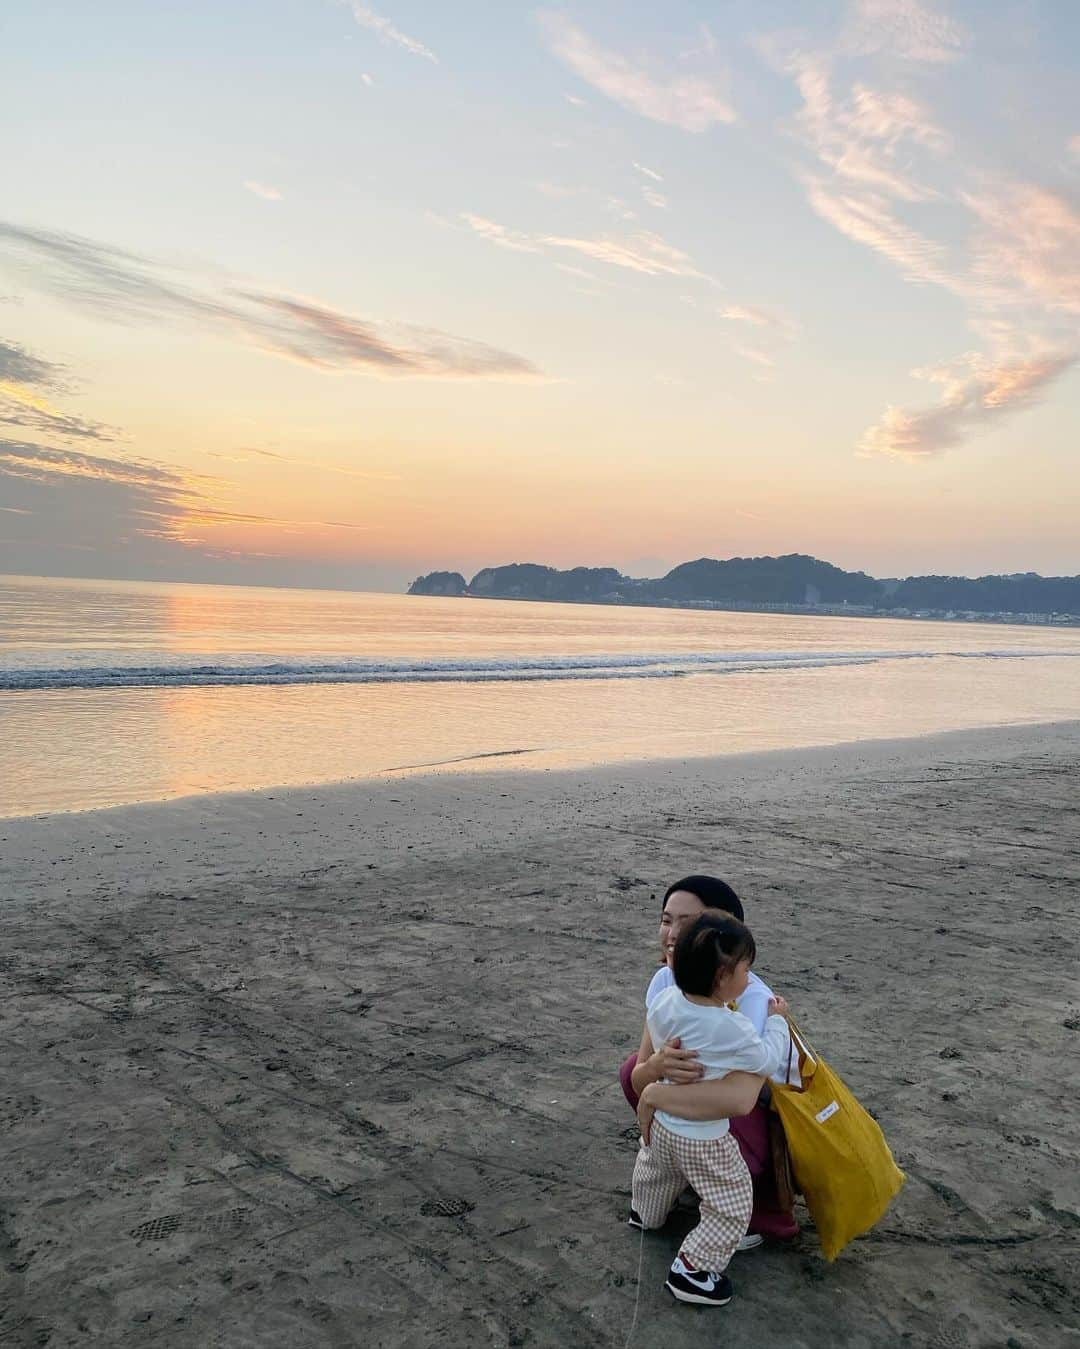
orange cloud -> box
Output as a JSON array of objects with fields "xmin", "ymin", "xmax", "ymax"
[{"xmin": 860, "ymin": 352, "xmax": 1076, "ymax": 457}]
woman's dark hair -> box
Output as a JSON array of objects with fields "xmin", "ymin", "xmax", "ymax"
[
  {"xmin": 672, "ymin": 913, "xmax": 756, "ymax": 997},
  {"xmin": 662, "ymin": 874, "xmax": 744, "ymax": 923}
]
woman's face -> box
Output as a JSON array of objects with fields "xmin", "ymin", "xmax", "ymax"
[{"xmin": 659, "ymin": 890, "xmax": 707, "ymax": 964}]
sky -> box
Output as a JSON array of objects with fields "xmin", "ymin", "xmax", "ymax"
[{"xmin": 1, "ymin": 0, "xmax": 1078, "ymax": 590}]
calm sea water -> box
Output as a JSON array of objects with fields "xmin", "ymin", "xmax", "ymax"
[{"xmin": 2, "ymin": 574, "xmax": 1080, "ymax": 816}]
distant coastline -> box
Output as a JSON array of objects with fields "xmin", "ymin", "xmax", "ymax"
[{"xmin": 408, "ymin": 553, "xmax": 1080, "ymax": 627}]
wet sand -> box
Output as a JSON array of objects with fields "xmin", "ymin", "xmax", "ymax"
[{"xmin": 2, "ymin": 722, "xmax": 1079, "ymax": 1349}]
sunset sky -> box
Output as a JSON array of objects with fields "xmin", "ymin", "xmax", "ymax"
[{"xmin": 2, "ymin": 0, "xmax": 1078, "ymax": 590}]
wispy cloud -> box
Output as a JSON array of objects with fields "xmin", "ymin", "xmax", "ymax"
[
  {"xmin": 1, "ymin": 439, "xmax": 195, "ymax": 493},
  {"xmin": 532, "ymin": 180, "xmax": 577, "ymax": 199},
  {"xmin": 719, "ymin": 303, "xmax": 783, "ymax": 329},
  {"xmin": 538, "ymin": 13, "xmax": 735, "ymax": 133},
  {"xmin": 642, "ymin": 187, "xmax": 668, "ymax": 210},
  {"xmin": 823, "ymin": 166, "xmax": 1080, "ymax": 451},
  {"xmin": 802, "ymin": 177, "xmax": 953, "ymax": 286},
  {"xmin": 779, "ymin": 50, "xmax": 964, "ymax": 295},
  {"xmin": 791, "ymin": 55, "xmax": 948, "ymax": 203},
  {"xmin": 733, "ymin": 343, "xmax": 776, "ymax": 370},
  {"xmin": 153, "ymin": 504, "xmax": 371, "ymax": 540},
  {"xmin": 461, "ymin": 213, "xmax": 709, "ymax": 281},
  {"xmin": 459, "ymin": 214, "xmax": 542, "ymax": 254},
  {"xmin": 243, "ymin": 180, "xmax": 282, "ymax": 201},
  {"xmin": 243, "ymin": 293, "xmax": 541, "ymax": 377},
  {"xmin": 784, "ymin": 47, "xmax": 1079, "ymax": 452},
  {"xmin": 553, "ymin": 262, "xmax": 602, "ymax": 282},
  {"xmin": 845, "ymin": 0, "xmax": 967, "ymax": 64},
  {"xmin": 544, "ymin": 231, "xmax": 707, "ymax": 278},
  {"xmin": 0, "ymin": 438, "xmax": 372, "ymax": 559},
  {"xmin": 860, "ymin": 352, "xmax": 1076, "ymax": 457},
  {"xmin": 716, "ymin": 304, "xmax": 798, "ymax": 347},
  {"xmin": 344, "ymin": 2, "xmax": 436, "ymax": 62},
  {"xmin": 208, "ymin": 446, "xmax": 400, "ymax": 480},
  {"xmin": 963, "ymin": 183, "xmax": 1080, "ymax": 315},
  {"xmin": 0, "ymin": 388, "xmax": 114, "ymax": 442},
  {"xmin": 764, "ymin": 12, "xmax": 1080, "ymax": 457},
  {"xmin": 0, "ymin": 337, "xmax": 114, "ymax": 441},
  {"xmin": 605, "ymin": 196, "xmax": 638, "ymax": 222},
  {"xmin": 0, "ymin": 222, "xmax": 542, "ymax": 380},
  {"xmin": 701, "ymin": 297, "xmax": 798, "ymax": 369},
  {"xmin": 0, "ymin": 338, "xmax": 63, "ymax": 387},
  {"xmin": 795, "ymin": 105, "xmax": 1080, "ymax": 318},
  {"xmin": 633, "ymin": 162, "xmax": 664, "ymax": 183}
]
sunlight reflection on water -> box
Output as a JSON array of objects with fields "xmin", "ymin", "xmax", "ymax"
[{"xmin": 2, "ymin": 576, "xmax": 1079, "ymax": 814}]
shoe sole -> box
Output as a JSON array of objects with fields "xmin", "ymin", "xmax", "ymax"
[
  {"xmin": 665, "ymin": 1281, "xmax": 733, "ymax": 1307},
  {"xmin": 736, "ymin": 1235, "xmax": 764, "ymax": 1252}
]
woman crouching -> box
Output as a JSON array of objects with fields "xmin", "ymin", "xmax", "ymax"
[{"xmin": 620, "ymin": 874, "xmax": 799, "ymax": 1242}]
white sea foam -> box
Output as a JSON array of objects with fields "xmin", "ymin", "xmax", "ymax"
[{"xmin": 1, "ymin": 648, "xmax": 1066, "ymax": 691}]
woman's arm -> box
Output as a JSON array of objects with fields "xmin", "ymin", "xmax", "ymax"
[
  {"xmin": 629, "ymin": 1021, "xmax": 704, "ymax": 1097},
  {"xmin": 641, "ymin": 1071, "xmax": 764, "ymax": 1123}
]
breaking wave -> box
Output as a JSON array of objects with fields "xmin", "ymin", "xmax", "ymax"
[{"xmin": 0, "ymin": 647, "xmax": 1060, "ymax": 691}]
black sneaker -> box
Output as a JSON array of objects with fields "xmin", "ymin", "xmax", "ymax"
[
  {"xmin": 627, "ymin": 1207, "xmax": 645, "ymax": 1229},
  {"xmin": 665, "ymin": 1254, "xmax": 733, "ymax": 1306}
]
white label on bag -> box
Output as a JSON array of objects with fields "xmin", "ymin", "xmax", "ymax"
[{"xmin": 815, "ymin": 1100, "xmax": 840, "ymax": 1124}]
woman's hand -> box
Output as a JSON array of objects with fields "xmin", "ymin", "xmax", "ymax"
[
  {"xmin": 637, "ymin": 1083, "xmax": 659, "ymax": 1145},
  {"xmin": 650, "ymin": 1037, "xmax": 704, "ymax": 1085},
  {"xmin": 768, "ymin": 995, "xmax": 789, "ymax": 1018}
]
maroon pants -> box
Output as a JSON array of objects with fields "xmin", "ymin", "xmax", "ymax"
[{"xmin": 619, "ymin": 1052, "xmax": 798, "ymax": 1240}]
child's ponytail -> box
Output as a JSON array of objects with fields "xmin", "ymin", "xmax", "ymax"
[{"xmin": 671, "ymin": 913, "xmax": 756, "ymax": 997}]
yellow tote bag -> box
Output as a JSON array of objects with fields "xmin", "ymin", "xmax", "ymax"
[{"xmin": 770, "ymin": 1019, "xmax": 905, "ymax": 1261}]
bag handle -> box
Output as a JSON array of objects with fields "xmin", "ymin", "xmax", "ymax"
[{"xmin": 783, "ymin": 1016, "xmax": 818, "ymax": 1083}]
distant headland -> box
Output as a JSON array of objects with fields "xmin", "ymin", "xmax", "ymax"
[{"xmin": 408, "ymin": 554, "xmax": 1080, "ymax": 626}]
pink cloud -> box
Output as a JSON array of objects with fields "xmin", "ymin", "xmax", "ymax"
[
  {"xmin": 538, "ymin": 13, "xmax": 735, "ymax": 132},
  {"xmin": 0, "ymin": 221, "xmax": 541, "ymax": 380},
  {"xmin": 964, "ymin": 183, "xmax": 1080, "ymax": 315}
]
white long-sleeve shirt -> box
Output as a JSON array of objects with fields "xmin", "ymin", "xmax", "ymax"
[
  {"xmin": 646, "ymin": 964, "xmax": 799, "ymax": 1087},
  {"xmin": 646, "ymin": 964, "xmax": 773, "ymax": 1031},
  {"xmin": 646, "ymin": 985, "xmax": 792, "ymax": 1139}
]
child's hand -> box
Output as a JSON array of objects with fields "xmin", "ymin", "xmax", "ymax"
[
  {"xmin": 637, "ymin": 1084, "xmax": 658, "ymax": 1146},
  {"xmin": 768, "ymin": 995, "xmax": 789, "ymax": 1018}
]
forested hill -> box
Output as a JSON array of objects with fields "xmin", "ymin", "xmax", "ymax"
[{"xmin": 407, "ymin": 554, "xmax": 1080, "ymax": 621}]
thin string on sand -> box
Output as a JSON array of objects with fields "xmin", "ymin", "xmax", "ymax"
[{"xmin": 623, "ymin": 1222, "xmax": 647, "ymax": 1349}]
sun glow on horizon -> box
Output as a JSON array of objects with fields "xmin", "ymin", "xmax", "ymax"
[{"xmin": 1, "ymin": 0, "xmax": 1078, "ymax": 588}]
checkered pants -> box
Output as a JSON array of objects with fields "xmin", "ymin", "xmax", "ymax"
[{"xmin": 632, "ymin": 1121, "xmax": 753, "ymax": 1272}]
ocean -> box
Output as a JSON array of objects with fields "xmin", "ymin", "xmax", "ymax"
[{"xmin": 2, "ymin": 573, "xmax": 1079, "ymax": 816}]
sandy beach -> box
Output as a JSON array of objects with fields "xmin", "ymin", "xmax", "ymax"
[{"xmin": 2, "ymin": 721, "xmax": 1079, "ymax": 1349}]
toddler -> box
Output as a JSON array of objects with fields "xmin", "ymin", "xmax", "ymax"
[{"xmin": 630, "ymin": 912, "xmax": 790, "ymax": 1307}]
